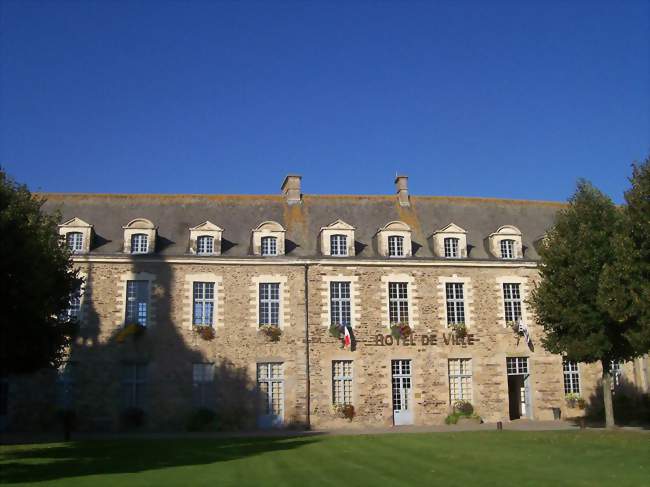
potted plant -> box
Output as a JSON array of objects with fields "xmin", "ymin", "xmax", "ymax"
[
  {"xmin": 390, "ymin": 322, "xmax": 412, "ymax": 339},
  {"xmin": 259, "ymin": 325, "xmax": 282, "ymax": 342},
  {"xmin": 565, "ymin": 393, "xmax": 586, "ymax": 409},
  {"xmin": 444, "ymin": 400, "xmax": 482, "ymax": 425},
  {"xmin": 116, "ymin": 322, "xmax": 146, "ymax": 343},
  {"xmin": 450, "ymin": 322, "xmax": 467, "ymax": 338},
  {"xmin": 329, "ymin": 323, "xmax": 344, "ymax": 339},
  {"xmin": 193, "ymin": 325, "xmax": 215, "ymax": 341},
  {"xmin": 507, "ymin": 321, "xmax": 523, "ymax": 335},
  {"xmin": 331, "ymin": 404, "xmax": 355, "ymax": 421}
]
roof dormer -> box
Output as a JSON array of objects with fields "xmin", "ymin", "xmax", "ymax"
[
  {"xmin": 189, "ymin": 221, "xmax": 223, "ymax": 256},
  {"xmin": 376, "ymin": 221, "xmax": 412, "ymax": 258},
  {"xmin": 319, "ymin": 219, "xmax": 355, "ymax": 256},
  {"xmin": 488, "ymin": 225, "xmax": 523, "ymax": 259},
  {"xmin": 58, "ymin": 217, "xmax": 93, "ymax": 254},
  {"xmin": 430, "ymin": 223, "xmax": 468, "ymax": 258},
  {"xmin": 252, "ymin": 221, "xmax": 286, "ymax": 256},
  {"xmin": 122, "ymin": 218, "xmax": 157, "ymax": 254}
]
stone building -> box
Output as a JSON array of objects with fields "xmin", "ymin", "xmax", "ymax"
[{"xmin": 2, "ymin": 175, "xmax": 649, "ymax": 432}]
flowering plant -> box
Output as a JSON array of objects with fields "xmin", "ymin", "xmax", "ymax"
[
  {"xmin": 450, "ymin": 322, "xmax": 467, "ymax": 338},
  {"xmin": 116, "ymin": 323, "xmax": 146, "ymax": 343},
  {"xmin": 565, "ymin": 393, "xmax": 587, "ymax": 409},
  {"xmin": 390, "ymin": 322, "xmax": 412, "ymax": 339},
  {"xmin": 329, "ymin": 323, "xmax": 345, "ymax": 339},
  {"xmin": 259, "ymin": 325, "xmax": 282, "ymax": 342},
  {"xmin": 194, "ymin": 325, "xmax": 215, "ymax": 341},
  {"xmin": 331, "ymin": 404, "xmax": 355, "ymax": 420}
]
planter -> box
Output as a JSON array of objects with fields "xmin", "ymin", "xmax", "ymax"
[
  {"xmin": 259, "ymin": 325, "xmax": 282, "ymax": 342},
  {"xmin": 194, "ymin": 325, "xmax": 215, "ymax": 341},
  {"xmin": 450, "ymin": 323, "xmax": 467, "ymax": 339},
  {"xmin": 390, "ymin": 323, "xmax": 412, "ymax": 339},
  {"xmin": 116, "ymin": 323, "xmax": 146, "ymax": 343}
]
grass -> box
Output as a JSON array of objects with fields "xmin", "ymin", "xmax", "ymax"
[{"xmin": 1, "ymin": 431, "xmax": 648, "ymax": 486}]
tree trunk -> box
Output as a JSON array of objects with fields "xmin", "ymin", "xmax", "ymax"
[{"xmin": 601, "ymin": 359, "xmax": 615, "ymax": 429}]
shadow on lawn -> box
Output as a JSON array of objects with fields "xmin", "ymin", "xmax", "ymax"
[{"xmin": 0, "ymin": 435, "xmax": 321, "ymax": 484}]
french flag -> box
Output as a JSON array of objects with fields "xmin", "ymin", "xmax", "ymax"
[{"xmin": 343, "ymin": 325, "xmax": 351, "ymax": 348}]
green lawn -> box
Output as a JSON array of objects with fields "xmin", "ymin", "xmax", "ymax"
[{"xmin": 1, "ymin": 431, "xmax": 648, "ymax": 486}]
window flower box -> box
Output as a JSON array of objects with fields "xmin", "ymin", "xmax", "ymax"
[
  {"xmin": 193, "ymin": 325, "xmax": 215, "ymax": 341},
  {"xmin": 450, "ymin": 322, "xmax": 467, "ymax": 338},
  {"xmin": 116, "ymin": 323, "xmax": 146, "ymax": 343},
  {"xmin": 331, "ymin": 404, "xmax": 355, "ymax": 420},
  {"xmin": 259, "ymin": 324, "xmax": 282, "ymax": 342},
  {"xmin": 565, "ymin": 393, "xmax": 586, "ymax": 409},
  {"xmin": 390, "ymin": 323, "xmax": 412, "ymax": 339}
]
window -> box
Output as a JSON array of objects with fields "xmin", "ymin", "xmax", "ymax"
[
  {"xmin": 506, "ymin": 357, "xmax": 529, "ymax": 375},
  {"xmin": 259, "ymin": 283, "xmax": 280, "ymax": 326},
  {"xmin": 131, "ymin": 234, "xmax": 149, "ymax": 254},
  {"xmin": 261, "ymin": 236, "xmax": 277, "ymax": 256},
  {"xmin": 448, "ymin": 359, "xmax": 472, "ymax": 402},
  {"xmin": 503, "ymin": 283, "xmax": 522, "ymax": 323},
  {"xmin": 56, "ymin": 362, "xmax": 75, "ymax": 409},
  {"xmin": 193, "ymin": 282, "xmax": 214, "ymax": 326},
  {"xmin": 388, "ymin": 236, "xmax": 404, "ymax": 257},
  {"xmin": 63, "ymin": 291, "xmax": 81, "ymax": 321},
  {"xmin": 444, "ymin": 237, "xmax": 460, "ymax": 258},
  {"xmin": 330, "ymin": 282, "xmax": 351, "ymax": 327},
  {"xmin": 445, "ymin": 283, "xmax": 466, "ymax": 325},
  {"xmin": 66, "ymin": 232, "xmax": 84, "ymax": 253},
  {"xmin": 192, "ymin": 363, "xmax": 215, "ymax": 408},
  {"xmin": 500, "ymin": 239, "xmax": 515, "ymax": 259},
  {"xmin": 197, "ymin": 236, "xmax": 214, "ymax": 255},
  {"xmin": 126, "ymin": 280, "xmax": 149, "ymax": 326},
  {"xmin": 122, "ymin": 363, "xmax": 146, "ymax": 409},
  {"xmin": 611, "ymin": 360, "xmax": 623, "ymax": 388},
  {"xmin": 332, "ymin": 360, "xmax": 353, "ymax": 405},
  {"xmin": 330, "ymin": 234, "xmax": 348, "ymax": 256},
  {"xmin": 388, "ymin": 282, "xmax": 409, "ymax": 325},
  {"xmin": 257, "ymin": 363, "xmax": 283, "ymax": 417},
  {"xmin": 563, "ymin": 360, "xmax": 580, "ymax": 395}
]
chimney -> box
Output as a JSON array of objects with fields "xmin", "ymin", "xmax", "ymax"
[
  {"xmin": 281, "ymin": 174, "xmax": 302, "ymax": 204},
  {"xmin": 395, "ymin": 175, "xmax": 409, "ymax": 206}
]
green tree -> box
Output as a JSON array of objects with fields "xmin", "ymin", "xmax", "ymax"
[
  {"xmin": 0, "ymin": 169, "xmax": 81, "ymax": 375},
  {"xmin": 529, "ymin": 180, "xmax": 631, "ymax": 428}
]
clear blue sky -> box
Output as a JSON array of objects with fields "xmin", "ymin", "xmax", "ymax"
[{"xmin": 1, "ymin": 1, "xmax": 648, "ymax": 202}]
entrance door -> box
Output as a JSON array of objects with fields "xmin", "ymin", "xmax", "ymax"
[
  {"xmin": 392, "ymin": 360, "xmax": 413, "ymax": 425},
  {"xmin": 257, "ymin": 363, "xmax": 284, "ymax": 428},
  {"xmin": 507, "ymin": 357, "xmax": 532, "ymax": 419}
]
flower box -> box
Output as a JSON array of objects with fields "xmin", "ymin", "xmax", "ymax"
[
  {"xmin": 390, "ymin": 323, "xmax": 412, "ymax": 339},
  {"xmin": 259, "ymin": 324, "xmax": 282, "ymax": 342}
]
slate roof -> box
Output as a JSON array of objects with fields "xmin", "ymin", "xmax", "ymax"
[{"xmin": 41, "ymin": 193, "xmax": 565, "ymax": 260}]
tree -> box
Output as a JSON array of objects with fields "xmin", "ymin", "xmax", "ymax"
[
  {"xmin": 529, "ymin": 180, "xmax": 633, "ymax": 428},
  {"xmin": 0, "ymin": 169, "xmax": 81, "ymax": 375}
]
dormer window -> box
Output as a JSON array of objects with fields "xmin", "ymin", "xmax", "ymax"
[
  {"xmin": 388, "ymin": 235, "xmax": 404, "ymax": 257},
  {"xmin": 261, "ymin": 236, "xmax": 278, "ymax": 256},
  {"xmin": 376, "ymin": 221, "xmax": 412, "ymax": 258},
  {"xmin": 197, "ymin": 236, "xmax": 214, "ymax": 255},
  {"xmin": 122, "ymin": 218, "xmax": 157, "ymax": 254},
  {"xmin": 252, "ymin": 221, "xmax": 286, "ymax": 256},
  {"xmin": 330, "ymin": 235, "xmax": 348, "ymax": 256},
  {"xmin": 500, "ymin": 239, "xmax": 515, "ymax": 259},
  {"xmin": 444, "ymin": 237, "xmax": 460, "ymax": 258},
  {"xmin": 488, "ymin": 225, "xmax": 523, "ymax": 260},
  {"xmin": 66, "ymin": 232, "xmax": 84, "ymax": 253},
  {"xmin": 131, "ymin": 234, "xmax": 149, "ymax": 254}
]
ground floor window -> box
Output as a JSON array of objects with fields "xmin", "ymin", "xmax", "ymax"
[
  {"xmin": 122, "ymin": 363, "xmax": 147, "ymax": 409},
  {"xmin": 192, "ymin": 363, "xmax": 215, "ymax": 408},
  {"xmin": 56, "ymin": 361, "xmax": 76, "ymax": 409},
  {"xmin": 332, "ymin": 360, "xmax": 353, "ymax": 405},
  {"xmin": 563, "ymin": 360, "xmax": 580, "ymax": 395},
  {"xmin": 448, "ymin": 358, "xmax": 472, "ymax": 402},
  {"xmin": 257, "ymin": 363, "xmax": 283, "ymax": 418},
  {"xmin": 506, "ymin": 357, "xmax": 529, "ymax": 375}
]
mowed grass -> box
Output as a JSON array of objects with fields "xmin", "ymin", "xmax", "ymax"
[{"xmin": 1, "ymin": 431, "xmax": 648, "ymax": 487}]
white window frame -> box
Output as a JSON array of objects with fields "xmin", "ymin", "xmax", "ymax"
[
  {"xmin": 448, "ymin": 358, "xmax": 472, "ymax": 402},
  {"xmin": 125, "ymin": 280, "xmax": 149, "ymax": 326},
  {"xmin": 444, "ymin": 237, "xmax": 460, "ymax": 258},
  {"xmin": 193, "ymin": 282, "xmax": 215, "ymax": 326},
  {"xmin": 388, "ymin": 282, "xmax": 409, "ymax": 325},
  {"xmin": 66, "ymin": 232, "xmax": 84, "ymax": 253},
  {"xmin": 563, "ymin": 359, "xmax": 580, "ymax": 395},
  {"xmin": 332, "ymin": 360, "xmax": 353, "ymax": 405},
  {"xmin": 122, "ymin": 363, "xmax": 146, "ymax": 409},
  {"xmin": 259, "ymin": 282, "xmax": 280, "ymax": 326},
  {"xmin": 330, "ymin": 281, "xmax": 351, "ymax": 327},
  {"xmin": 500, "ymin": 239, "xmax": 515, "ymax": 259},
  {"xmin": 257, "ymin": 362, "xmax": 284, "ymax": 417},
  {"xmin": 388, "ymin": 235, "xmax": 405, "ymax": 257},
  {"xmin": 503, "ymin": 283, "xmax": 522, "ymax": 323},
  {"xmin": 192, "ymin": 362, "xmax": 215, "ymax": 408},
  {"xmin": 196, "ymin": 236, "xmax": 215, "ymax": 256},
  {"xmin": 330, "ymin": 234, "xmax": 348, "ymax": 256},
  {"xmin": 131, "ymin": 233, "xmax": 149, "ymax": 254},
  {"xmin": 261, "ymin": 236, "xmax": 278, "ymax": 256},
  {"xmin": 445, "ymin": 283, "xmax": 466, "ymax": 325}
]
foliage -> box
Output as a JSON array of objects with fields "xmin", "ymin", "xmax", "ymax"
[
  {"xmin": 445, "ymin": 401, "xmax": 480, "ymax": 424},
  {"xmin": 120, "ymin": 407, "xmax": 146, "ymax": 429},
  {"xmin": 450, "ymin": 322, "xmax": 467, "ymax": 338},
  {"xmin": 259, "ymin": 325, "xmax": 282, "ymax": 342},
  {"xmin": 598, "ymin": 156, "xmax": 650, "ymax": 353},
  {"xmin": 507, "ymin": 321, "xmax": 522, "ymax": 335},
  {"xmin": 565, "ymin": 393, "xmax": 586, "ymax": 409},
  {"xmin": 186, "ymin": 408, "xmax": 218, "ymax": 431},
  {"xmin": 390, "ymin": 323, "xmax": 412, "ymax": 339},
  {"xmin": 116, "ymin": 323, "xmax": 146, "ymax": 343},
  {"xmin": 329, "ymin": 324, "xmax": 344, "ymax": 339},
  {"xmin": 194, "ymin": 325, "xmax": 215, "ymax": 341},
  {"xmin": 0, "ymin": 169, "xmax": 82, "ymax": 374},
  {"xmin": 331, "ymin": 404, "xmax": 355, "ymax": 420}
]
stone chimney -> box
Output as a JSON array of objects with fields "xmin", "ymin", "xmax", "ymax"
[
  {"xmin": 281, "ymin": 174, "xmax": 302, "ymax": 204},
  {"xmin": 395, "ymin": 175, "xmax": 409, "ymax": 206}
]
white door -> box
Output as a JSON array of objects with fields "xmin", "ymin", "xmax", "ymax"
[
  {"xmin": 257, "ymin": 363, "xmax": 284, "ymax": 428},
  {"xmin": 392, "ymin": 360, "xmax": 413, "ymax": 425}
]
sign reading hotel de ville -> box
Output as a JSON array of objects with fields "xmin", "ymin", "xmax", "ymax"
[{"xmin": 372, "ymin": 333, "xmax": 478, "ymax": 347}]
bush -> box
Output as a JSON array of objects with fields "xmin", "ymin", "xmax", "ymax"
[
  {"xmin": 259, "ymin": 325, "xmax": 282, "ymax": 342},
  {"xmin": 453, "ymin": 400, "xmax": 474, "ymax": 416},
  {"xmin": 120, "ymin": 407, "xmax": 146, "ymax": 429},
  {"xmin": 329, "ymin": 324, "xmax": 344, "ymax": 339},
  {"xmin": 186, "ymin": 408, "xmax": 218, "ymax": 431}
]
